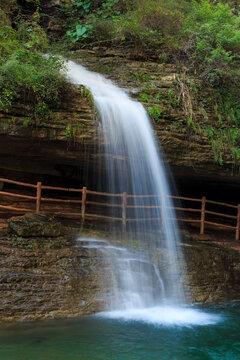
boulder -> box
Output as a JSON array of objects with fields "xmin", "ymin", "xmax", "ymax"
[{"xmin": 8, "ymin": 213, "xmax": 62, "ymax": 237}]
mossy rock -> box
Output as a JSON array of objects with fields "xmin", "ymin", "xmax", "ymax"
[{"xmin": 8, "ymin": 212, "xmax": 62, "ymax": 237}]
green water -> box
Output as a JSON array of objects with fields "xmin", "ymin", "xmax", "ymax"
[{"xmin": 0, "ymin": 303, "xmax": 239, "ymax": 360}]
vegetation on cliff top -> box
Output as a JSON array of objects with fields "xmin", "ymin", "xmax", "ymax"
[
  {"xmin": 0, "ymin": 1, "xmax": 71, "ymax": 122},
  {"xmin": 58, "ymin": 0, "xmax": 240, "ymax": 166},
  {"xmin": 0, "ymin": 0, "xmax": 239, "ymax": 165}
]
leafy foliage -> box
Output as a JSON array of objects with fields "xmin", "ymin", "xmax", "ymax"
[
  {"xmin": 0, "ymin": 17, "xmax": 71, "ymax": 122},
  {"xmin": 147, "ymin": 106, "xmax": 163, "ymax": 122},
  {"xmin": 183, "ymin": 0, "xmax": 240, "ymax": 86},
  {"xmin": 1, "ymin": 0, "xmax": 240, "ymax": 166},
  {"xmin": 66, "ymin": 24, "xmax": 93, "ymax": 42}
]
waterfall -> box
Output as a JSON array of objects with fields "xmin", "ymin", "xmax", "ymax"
[{"xmin": 66, "ymin": 61, "xmax": 186, "ymax": 310}]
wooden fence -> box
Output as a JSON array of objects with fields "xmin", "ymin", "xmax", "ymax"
[{"xmin": 0, "ymin": 177, "xmax": 239, "ymax": 240}]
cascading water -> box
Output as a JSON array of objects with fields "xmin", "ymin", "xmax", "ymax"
[{"xmin": 66, "ymin": 61, "xmax": 185, "ymax": 311}]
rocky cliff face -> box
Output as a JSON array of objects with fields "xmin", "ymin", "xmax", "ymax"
[
  {"xmin": 0, "ymin": 85, "xmax": 99, "ymax": 187},
  {"xmin": 0, "ymin": 214, "xmax": 105, "ymax": 322},
  {"xmin": 184, "ymin": 239, "xmax": 240, "ymax": 303},
  {"xmin": 0, "ymin": 51, "xmax": 239, "ymax": 200},
  {"xmin": 74, "ymin": 51, "xmax": 240, "ymax": 199},
  {"xmin": 0, "ymin": 214, "xmax": 240, "ymax": 322}
]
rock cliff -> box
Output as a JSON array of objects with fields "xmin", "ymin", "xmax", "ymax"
[
  {"xmin": 0, "ymin": 214, "xmax": 240, "ymax": 322},
  {"xmin": 0, "ymin": 51, "xmax": 239, "ymax": 201}
]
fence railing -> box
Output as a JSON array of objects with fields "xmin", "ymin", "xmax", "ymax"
[{"xmin": 0, "ymin": 177, "xmax": 239, "ymax": 240}]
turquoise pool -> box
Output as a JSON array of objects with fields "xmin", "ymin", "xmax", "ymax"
[{"xmin": 0, "ymin": 303, "xmax": 239, "ymax": 360}]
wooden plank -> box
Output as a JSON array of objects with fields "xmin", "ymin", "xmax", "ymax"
[
  {"xmin": 127, "ymin": 205, "xmax": 161, "ymax": 209},
  {"xmin": 86, "ymin": 201, "xmax": 121, "ymax": 207},
  {"xmin": 42, "ymin": 185, "xmax": 82, "ymax": 192},
  {"xmin": 168, "ymin": 195, "xmax": 202, "ymax": 202},
  {"xmin": 0, "ymin": 204, "xmax": 33, "ymax": 212},
  {"xmin": 170, "ymin": 207, "xmax": 201, "ymax": 213},
  {"xmin": 236, "ymin": 205, "xmax": 240, "ymax": 241},
  {"xmin": 122, "ymin": 192, "xmax": 127, "ymax": 231},
  {"xmin": 0, "ymin": 177, "xmax": 36, "ymax": 188},
  {"xmin": 36, "ymin": 182, "xmax": 42, "ymax": 213},
  {"xmin": 81, "ymin": 187, "xmax": 87, "ymax": 228},
  {"xmin": 205, "ymin": 210, "xmax": 237, "ymax": 220},
  {"xmin": 169, "ymin": 218, "xmax": 201, "ymax": 223},
  {"xmin": 127, "ymin": 194, "xmax": 161, "ymax": 198},
  {"xmin": 205, "ymin": 221, "xmax": 235, "ymax": 230},
  {"xmin": 0, "ymin": 191, "xmax": 36, "ymax": 200},
  {"xmin": 161, "ymin": 195, "xmax": 166, "ymax": 225},
  {"xmin": 85, "ymin": 213, "xmax": 122, "ymax": 221},
  {"xmin": 127, "ymin": 218, "xmax": 161, "ymax": 222},
  {"xmin": 127, "ymin": 194, "xmax": 202, "ymax": 202},
  {"xmin": 41, "ymin": 197, "xmax": 82, "ymax": 204},
  {"xmin": 127, "ymin": 217, "xmax": 201, "ymax": 223},
  {"xmin": 127, "ymin": 205, "xmax": 200, "ymax": 211},
  {"xmin": 206, "ymin": 199, "xmax": 237, "ymax": 209},
  {"xmin": 87, "ymin": 190, "xmax": 122, "ymax": 197},
  {"xmin": 200, "ymin": 196, "xmax": 206, "ymax": 235}
]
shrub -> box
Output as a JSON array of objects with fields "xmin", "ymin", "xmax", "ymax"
[
  {"xmin": 61, "ymin": 0, "xmax": 185, "ymax": 50},
  {"xmin": 63, "ymin": 0, "xmax": 122, "ymax": 44},
  {"xmin": 109, "ymin": 0, "xmax": 185, "ymax": 52},
  {"xmin": 182, "ymin": 0, "xmax": 240, "ymax": 86},
  {"xmin": 0, "ymin": 19, "xmax": 71, "ymax": 121}
]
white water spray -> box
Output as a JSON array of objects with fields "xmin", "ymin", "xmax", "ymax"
[{"xmin": 66, "ymin": 61, "xmax": 185, "ymax": 309}]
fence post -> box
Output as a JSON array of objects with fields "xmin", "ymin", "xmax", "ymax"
[
  {"xmin": 236, "ymin": 204, "xmax": 240, "ymax": 241},
  {"xmin": 161, "ymin": 194, "xmax": 165, "ymax": 226},
  {"xmin": 81, "ymin": 187, "xmax": 87, "ymax": 228},
  {"xmin": 122, "ymin": 192, "xmax": 127, "ymax": 232},
  {"xmin": 200, "ymin": 196, "xmax": 206, "ymax": 235},
  {"xmin": 36, "ymin": 182, "xmax": 42, "ymax": 213}
]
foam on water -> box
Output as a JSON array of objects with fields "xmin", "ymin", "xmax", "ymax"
[{"xmin": 98, "ymin": 306, "xmax": 223, "ymax": 327}]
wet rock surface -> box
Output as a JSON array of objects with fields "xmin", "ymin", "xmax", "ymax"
[
  {"xmin": 0, "ymin": 214, "xmax": 240, "ymax": 322},
  {"xmin": 0, "ymin": 216, "xmax": 106, "ymax": 322},
  {"xmin": 183, "ymin": 237, "xmax": 240, "ymax": 303}
]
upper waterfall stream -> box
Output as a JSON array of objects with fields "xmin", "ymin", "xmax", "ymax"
[
  {"xmin": 66, "ymin": 60, "xmax": 184, "ymax": 306},
  {"xmin": 65, "ymin": 61, "xmax": 220, "ymax": 325}
]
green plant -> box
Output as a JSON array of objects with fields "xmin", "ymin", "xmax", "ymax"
[
  {"xmin": 147, "ymin": 106, "xmax": 163, "ymax": 122},
  {"xmin": 0, "ymin": 21, "xmax": 71, "ymax": 122},
  {"xmin": 167, "ymin": 89, "xmax": 180, "ymax": 108},
  {"xmin": 155, "ymin": 93, "xmax": 162, "ymax": 102},
  {"xmin": 27, "ymin": 243, "xmax": 35, "ymax": 249},
  {"xmin": 11, "ymin": 236, "xmax": 35, "ymax": 249},
  {"xmin": 168, "ymin": 89, "xmax": 174, "ymax": 102},
  {"xmin": 139, "ymin": 93, "xmax": 149, "ymax": 102},
  {"xmin": 187, "ymin": 117, "xmax": 197, "ymax": 132},
  {"xmin": 0, "ymin": 88, "xmax": 15, "ymax": 112},
  {"xmin": 49, "ymin": 239, "xmax": 55, "ymax": 248},
  {"xmin": 73, "ymin": 122, "xmax": 86, "ymax": 134},
  {"xmin": 66, "ymin": 24, "xmax": 93, "ymax": 42},
  {"xmin": 202, "ymin": 124, "xmax": 240, "ymax": 167},
  {"xmin": 23, "ymin": 117, "xmax": 31, "ymax": 127},
  {"xmin": 183, "ymin": 0, "xmax": 240, "ymax": 87},
  {"xmin": 65, "ymin": 125, "xmax": 72, "ymax": 138},
  {"xmin": 63, "ymin": 0, "xmax": 121, "ymax": 44},
  {"xmin": 199, "ymin": 107, "xmax": 209, "ymax": 121},
  {"xmin": 134, "ymin": 72, "xmax": 149, "ymax": 82},
  {"xmin": 80, "ymin": 86, "xmax": 90, "ymax": 97}
]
